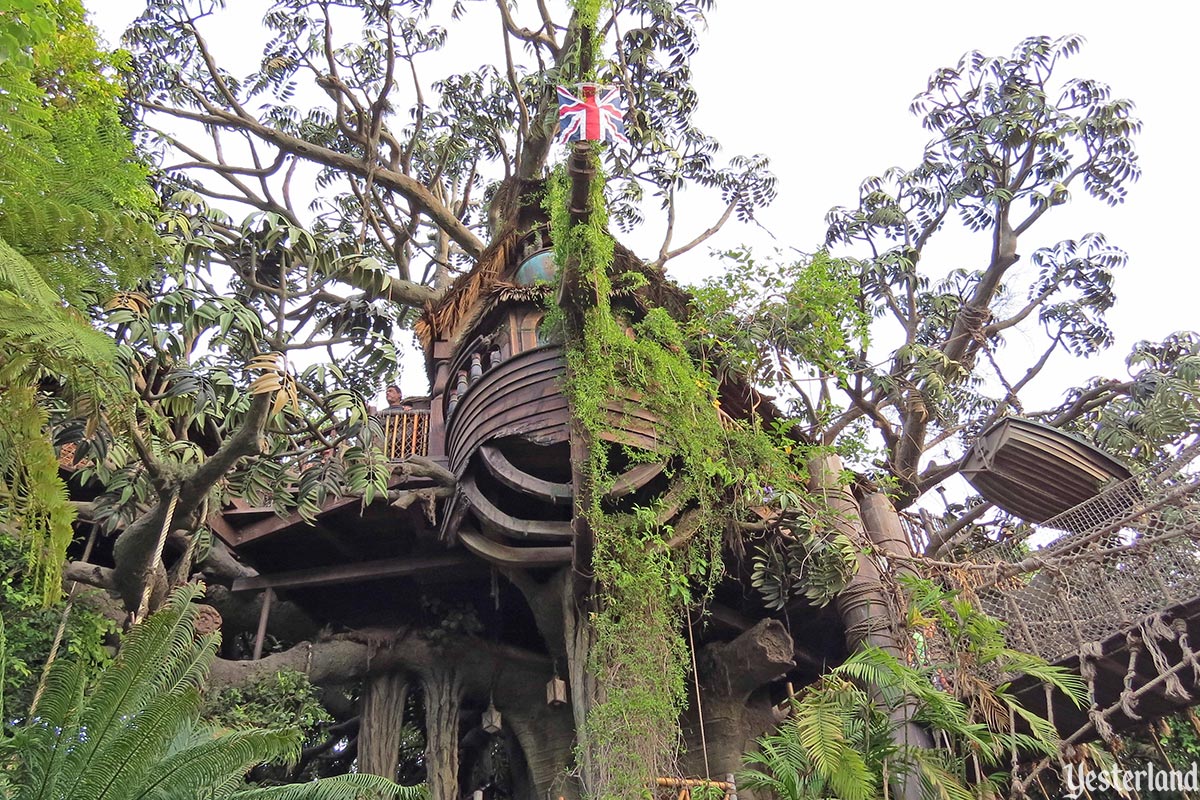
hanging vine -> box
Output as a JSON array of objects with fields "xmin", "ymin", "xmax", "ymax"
[
  {"xmin": 547, "ymin": 157, "xmax": 853, "ymax": 800},
  {"xmin": 546, "ymin": 4, "xmax": 855, "ymax": 798}
]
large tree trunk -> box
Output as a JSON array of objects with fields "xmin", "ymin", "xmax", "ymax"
[
  {"xmin": 561, "ymin": 577, "xmax": 600, "ymax": 796},
  {"xmin": 359, "ymin": 671, "xmax": 409, "ymax": 782},
  {"xmin": 504, "ymin": 696, "xmax": 583, "ymax": 800},
  {"xmin": 424, "ymin": 664, "xmax": 465, "ymax": 800},
  {"xmin": 680, "ymin": 619, "xmax": 795, "ymax": 799},
  {"xmin": 811, "ymin": 455, "xmax": 932, "ymax": 800}
]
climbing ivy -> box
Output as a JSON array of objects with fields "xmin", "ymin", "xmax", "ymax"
[
  {"xmin": 547, "ymin": 160, "xmax": 853, "ymax": 800},
  {"xmin": 545, "ymin": 6, "xmax": 854, "ymax": 796}
]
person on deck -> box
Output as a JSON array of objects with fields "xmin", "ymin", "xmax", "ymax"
[{"xmin": 385, "ymin": 384, "xmax": 407, "ymax": 409}]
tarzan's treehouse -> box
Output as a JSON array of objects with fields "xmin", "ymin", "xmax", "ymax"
[{"xmin": 205, "ymin": 158, "xmax": 847, "ymax": 800}]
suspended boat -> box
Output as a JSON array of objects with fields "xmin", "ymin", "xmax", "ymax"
[{"xmin": 960, "ymin": 417, "xmax": 1132, "ymax": 524}]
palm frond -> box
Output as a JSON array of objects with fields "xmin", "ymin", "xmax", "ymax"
[{"xmin": 2, "ymin": 587, "xmax": 405, "ymax": 800}]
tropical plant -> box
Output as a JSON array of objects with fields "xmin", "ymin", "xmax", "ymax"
[
  {"xmin": 0, "ymin": 584, "xmax": 415, "ymax": 800},
  {"xmin": 741, "ymin": 581, "xmax": 1086, "ymax": 800},
  {"xmin": 0, "ymin": 0, "xmax": 159, "ymax": 604}
]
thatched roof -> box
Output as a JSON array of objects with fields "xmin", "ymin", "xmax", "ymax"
[
  {"xmin": 415, "ymin": 229, "xmax": 520, "ymax": 350},
  {"xmin": 416, "ymin": 225, "xmax": 693, "ymax": 350},
  {"xmin": 414, "ymin": 220, "xmax": 784, "ymax": 435}
]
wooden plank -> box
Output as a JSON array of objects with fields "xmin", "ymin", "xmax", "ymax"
[
  {"xmin": 224, "ymin": 498, "xmax": 277, "ymax": 518},
  {"xmin": 223, "ymin": 476, "xmax": 435, "ymax": 547},
  {"xmin": 231, "ymin": 553, "xmax": 476, "ymax": 592},
  {"xmin": 446, "ymin": 347, "xmax": 563, "ymax": 434},
  {"xmin": 606, "ymin": 462, "xmax": 666, "ymax": 499},
  {"xmin": 447, "ymin": 346, "xmax": 563, "ymax": 431},
  {"xmin": 206, "ymin": 512, "xmax": 243, "ymax": 549},
  {"xmin": 450, "ymin": 392, "xmax": 570, "ymax": 472},
  {"xmin": 447, "ymin": 356, "xmax": 567, "ymax": 460},
  {"xmin": 462, "ymin": 477, "xmax": 573, "ymax": 541},
  {"xmin": 479, "ymin": 445, "xmax": 572, "ymax": 505},
  {"xmin": 458, "ymin": 526, "xmax": 572, "ymax": 567}
]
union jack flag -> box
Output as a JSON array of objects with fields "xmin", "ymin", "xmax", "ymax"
[{"xmin": 556, "ymin": 83, "xmax": 628, "ymax": 145}]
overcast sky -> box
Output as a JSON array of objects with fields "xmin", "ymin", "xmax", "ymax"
[{"xmin": 86, "ymin": 1, "xmax": 1194, "ymax": 404}]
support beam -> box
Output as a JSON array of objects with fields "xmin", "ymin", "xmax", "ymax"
[
  {"xmin": 219, "ymin": 473, "xmax": 444, "ymax": 547},
  {"xmin": 252, "ymin": 589, "xmax": 274, "ymax": 660},
  {"xmin": 231, "ymin": 553, "xmax": 478, "ymax": 593}
]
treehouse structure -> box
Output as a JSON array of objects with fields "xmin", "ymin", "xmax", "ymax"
[{"xmin": 203, "ymin": 184, "xmax": 845, "ymax": 800}]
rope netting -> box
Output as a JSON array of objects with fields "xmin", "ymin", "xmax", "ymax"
[{"xmin": 945, "ymin": 441, "xmax": 1200, "ymax": 663}]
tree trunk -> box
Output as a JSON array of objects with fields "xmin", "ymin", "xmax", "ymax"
[
  {"xmin": 424, "ymin": 664, "xmax": 465, "ymax": 800},
  {"xmin": 504, "ymin": 699, "xmax": 583, "ymax": 800},
  {"xmin": 680, "ymin": 619, "xmax": 795, "ymax": 799},
  {"xmin": 811, "ymin": 455, "xmax": 932, "ymax": 800},
  {"xmin": 561, "ymin": 577, "xmax": 600, "ymax": 796},
  {"xmin": 359, "ymin": 671, "xmax": 409, "ymax": 782}
]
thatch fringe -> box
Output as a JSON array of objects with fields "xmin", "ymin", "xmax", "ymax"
[{"xmin": 415, "ymin": 229, "xmax": 520, "ymax": 349}]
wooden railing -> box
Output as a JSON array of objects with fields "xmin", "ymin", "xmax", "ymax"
[
  {"xmin": 376, "ymin": 408, "xmax": 430, "ymax": 461},
  {"xmin": 655, "ymin": 776, "xmax": 737, "ymax": 800}
]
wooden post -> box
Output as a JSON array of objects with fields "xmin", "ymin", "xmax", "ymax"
[{"xmin": 252, "ymin": 588, "xmax": 274, "ymax": 660}]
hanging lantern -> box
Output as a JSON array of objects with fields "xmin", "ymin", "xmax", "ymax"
[
  {"xmin": 481, "ymin": 699, "xmax": 502, "ymax": 734},
  {"xmin": 545, "ymin": 675, "xmax": 568, "ymax": 707}
]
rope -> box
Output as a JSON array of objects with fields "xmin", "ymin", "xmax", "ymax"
[
  {"xmin": 685, "ymin": 609, "xmax": 711, "ymax": 784},
  {"xmin": 1078, "ymin": 641, "xmax": 1117, "ymax": 743},
  {"xmin": 1120, "ymin": 632, "xmax": 1144, "ymax": 720},
  {"xmin": 134, "ymin": 488, "xmax": 180, "ymax": 625},
  {"xmin": 29, "ymin": 524, "xmax": 99, "ymax": 715},
  {"xmin": 1172, "ymin": 618, "xmax": 1200, "ymax": 683},
  {"xmin": 1140, "ymin": 618, "xmax": 1191, "ymax": 702}
]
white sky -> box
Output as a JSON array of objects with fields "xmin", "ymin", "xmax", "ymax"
[{"xmin": 86, "ymin": 1, "xmax": 1196, "ymax": 408}]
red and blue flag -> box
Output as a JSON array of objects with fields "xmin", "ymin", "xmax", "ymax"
[{"xmin": 556, "ymin": 83, "xmax": 628, "ymax": 145}]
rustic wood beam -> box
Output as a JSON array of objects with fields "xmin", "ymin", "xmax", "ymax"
[
  {"xmin": 606, "ymin": 461, "xmax": 666, "ymax": 499},
  {"xmin": 458, "ymin": 526, "xmax": 572, "ymax": 568},
  {"xmin": 252, "ymin": 589, "xmax": 274, "ymax": 660},
  {"xmin": 479, "ymin": 444, "xmax": 573, "ymax": 505},
  {"xmin": 220, "ymin": 476, "xmax": 438, "ymax": 547},
  {"xmin": 231, "ymin": 553, "xmax": 477, "ymax": 593},
  {"xmin": 461, "ymin": 477, "xmax": 573, "ymax": 540}
]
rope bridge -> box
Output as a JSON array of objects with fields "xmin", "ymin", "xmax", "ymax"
[{"xmin": 941, "ymin": 441, "xmax": 1200, "ymax": 763}]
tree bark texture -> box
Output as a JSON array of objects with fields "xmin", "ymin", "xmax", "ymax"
[
  {"xmin": 811, "ymin": 455, "xmax": 933, "ymax": 800},
  {"xmin": 680, "ymin": 619, "xmax": 795, "ymax": 797},
  {"xmin": 424, "ymin": 664, "xmax": 465, "ymax": 800},
  {"xmin": 359, "ymin": 671, "xmax": 410, "ymax": 782}
]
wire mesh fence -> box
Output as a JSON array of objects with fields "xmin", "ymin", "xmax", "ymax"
[{"xmin": 948, "ymin": 442, "xmax": 1200, "ymax": 663}]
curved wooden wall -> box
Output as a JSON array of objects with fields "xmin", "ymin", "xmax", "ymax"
[{"xmin": 445, "ymin": 344, "xmax": 662, "ymax": 474}]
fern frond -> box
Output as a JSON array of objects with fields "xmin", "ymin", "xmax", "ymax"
[
  {"xmin": 74, "ymin": 689, "xmax": 202, "ymax": 800},
  {"xmin": 130, "ymin": 728, "xmax": 304, "ymax": 800},
  {"xmin": 61, "ymin": 586, "xmax": 208, "ymax": 790},
  {"xmin": 233, "ymin": 775, "xmax": 426, "ymax": 800},
  {"xmin": 910, "ymin": 749, "xmax": 975, "ymax": 800}
]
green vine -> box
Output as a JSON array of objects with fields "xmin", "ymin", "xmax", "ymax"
[
  {"xmin": 547, "ymin": 159, "xmax": 843, "ymax": 798},
  {"xmin": 546, "ymin": 5, "xmax": 852, "ymax": 795}
]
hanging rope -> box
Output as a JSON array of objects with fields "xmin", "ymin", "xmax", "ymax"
[
  {"xmin": 170, "ymin": 495, "xmax": 208, "ymax": 588},
  {"xmin": 29, "ymin": 524, "xmax": 99, "ymax": 716},
  {"xmin": 133, "ymin": 487, "xmax": 180, "ymax": 625},
  {"xmin": 685, "ymin": 608, "xmax": 711, "ymax": 784}
]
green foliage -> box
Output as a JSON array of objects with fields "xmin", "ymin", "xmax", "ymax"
[
  {"xmin": 203, "ymin": 670, "xmax": 334, "ymax": 745},
  {"xmin": 749, "ymin": 512, "xmax": 858, "ymax": 610},
  {"xmin": 548, "ymin": 146, "xmax": 851, "ymax": 798},
  {"xmin": 742, "ymin": 581, "xmax": 1085, "ymax": 800},
  {"xmin": 1086, "ymin": 332, "xmax": 1200, "ymax": 462},
  {"xmin": 694, "ymin": 248, "xmax": 870, "ymax": 393},
  {"xmin": 0, "ymin": 0, "xmax": 159, "ymax": 604},
  {"xmin": 0, "ymin": 531, "xmax": 113, "ymax": 712},
  {"xmin": 0, "ymin": 585, "xmax": 408, "ymax": 800},
  {"xmin": 0, "ymin": 0, "xmax": 55, "ymax": 66},
  {"xmin": 0, "ymin": 0, "xmax": 158, "ymax": 299}
]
